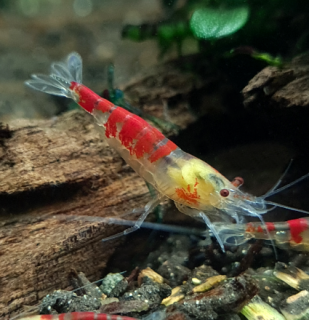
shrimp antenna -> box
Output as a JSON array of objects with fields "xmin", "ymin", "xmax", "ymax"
[
  {"xmin": 265, "ymin": 201, "xmax": 309, "ymax": 215},
  {"xmin": 264, "ymin": 172, "xmax": 309, "ymax": 199},
  {"xmin": 263, "ymin": 159, "xmax": 293, "ymax": 197},
  {"xmin": 265, "ymin": 205, "xmax": 277, "ymax": 212}
]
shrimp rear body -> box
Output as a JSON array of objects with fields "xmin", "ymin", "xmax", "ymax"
[
  {"xmin": 212, "ymin": 217, "xmax": 309, "ymax": 251},
  {"xmin": 18, "ymin": 312, "xmax": 138, "ymax": 320}
]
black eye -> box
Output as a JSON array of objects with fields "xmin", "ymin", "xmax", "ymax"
[{"xmin": 220, "ymin": 189, "xmax": 229, "ymax": 197}]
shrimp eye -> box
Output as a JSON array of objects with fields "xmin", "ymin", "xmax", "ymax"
[{"xmin": 220, "ymin": 189, "xmax": 229, "ymax": 197}]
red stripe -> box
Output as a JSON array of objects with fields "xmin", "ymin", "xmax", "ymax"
[
  {"xmin": 131, "ymin": 125, "xmax": 165, "ymax": 158},
  {"xmin": 83, "ymin": 312, "xmax": 96, "ymax": 320},
  {"xmin": 105, "ymin": 107, "xmax": 128, "ymax": 138},
  {"xmin": 245, "ymin": 223, "xmax": 254, "ymax": 233},
  {"xmin": 118, "ymin": 113, "xmax": 163, "ymax": 157},
  {"xmin": 133, "ymin": 129, "xmax": 157, "ymax": 157},
  {"xmin": 70, "ymin": 82, "xmax": 177, "ymax": 162},
  {"xmin": 40, "ymin": 316, "xmax": 54, "ymax": 320},
  {"xmin": 148, "ymin": 140, "xmax": 177, "ymax": 163},
  {"xmin": 47, "ymin": 313, "xmax": 139, "ymax": 320},
  {"xmin": 72, "ymin": 312, "xmax": 95, "ymax": 320},
  {"xmin": 70, "ymin": 83, "xmax": 114, "ymax": 114},
  {"xmin": 118, "ymin": 113, "xmax": 146, "ymax": 154},
  {"xmin": 71, "ymin": 312, "xmax": 82, "ymax": 320},
  {"xmin": 95, "ymin": 99, "xmax": 115, "ymax": 113},
  {"xmin": 246, "ymin": 222, "xmax": 276, "ymax": 234},
  {"xmin": 266, "ymin": 222, "xmax": 276, "ymax": 232},
  {"xmin": 288, "ymin": 218, "xmax": 308, "ymax": 244},
  {"xmin": 106, "ymin": 107, "xmax": 176, "ymax": 161}
]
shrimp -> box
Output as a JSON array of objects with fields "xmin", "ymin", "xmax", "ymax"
[
  {"xmin": 25, "ymin": 52, "xmax": 309, "ymax": 254},
  {"xmin": 15, "ymin": 312, "xmax": 138, "ymax": 320},
  {"xmin": 211, "ymin": 217, "xmax": 309, "ymax": 251}
]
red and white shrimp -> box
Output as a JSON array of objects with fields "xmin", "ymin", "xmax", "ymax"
[
  {"xmin": 25, "ymin": 52, "xmax": 309, "ymax": 253},
  {"xmin": 212, "ymin": 217, "xmax": 309, "ymax": 251},
  {"xmin": 17, "ymin": 312, "xmax": 138, "ymax": 320}
]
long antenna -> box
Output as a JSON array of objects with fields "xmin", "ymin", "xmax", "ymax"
[
  {"xmin": 266, "ymin": 201, "xmax": 309, "ymax": 215},
  {"xmin": 265, "ymin": 173, "xmax": 309, "ymax": 198},
  {"xmin": 263, "ymin": 159, "xmax": 293, "ymax": 197}
]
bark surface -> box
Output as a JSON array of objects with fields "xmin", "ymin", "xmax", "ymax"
[
  {"xmin": 242, "ymin": 53, "xmax": 309, "ymax": 108},
  {"xmin": 0, "ymin": 111, "xmax": 151, "ymax": 318}
]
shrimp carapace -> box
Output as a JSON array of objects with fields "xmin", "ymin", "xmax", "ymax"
[{"xmin": 25, "ymin": 52, "xmax": 309, "ymax": 254}]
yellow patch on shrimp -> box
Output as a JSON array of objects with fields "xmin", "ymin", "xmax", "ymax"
[{"xmin": 167, "ymin": 158, "xmax": 217, "ymax": 207}]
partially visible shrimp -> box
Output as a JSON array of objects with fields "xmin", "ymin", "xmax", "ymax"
[
  {"xmin": 25, "ymin": 52, "xmax": 309, "ymax": 254},
  {"xmin": 211, "ymin": 217, "xmax": 309, "ymax": 252},
  {"xmin": 15, "ymin": 312, "xmax": 138, "ymax": 320}
]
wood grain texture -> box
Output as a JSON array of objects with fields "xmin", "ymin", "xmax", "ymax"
[
  {"xmin": 0, "ymin": 56, "xmax": 207, "ymax": 318},
  {"xmin": 0, "ymin": 110, "xmax": 151, "ymax": 318},
  {"xmin": 242, "ymin": 53, "xmax": 309, "ymax": 109}
]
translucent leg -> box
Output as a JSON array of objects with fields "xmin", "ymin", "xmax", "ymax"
[
  {"xmin": 101, "ymin": 194, "xmax": 164, "ymax": 242},
  {"xmin": 198, "ymin": 212, "xmax": 226, "ymax": 253},
  {"xmin": 116, "ymin": 206, "xmax": 145, "ymax": 219},
  {"xmin": 65, "ymin": 215, "xmax": 205, "ymax": 236},
  {"xmin": 250, "ymin": 211, "xmax": 278, "ymax": 260},
  {"xmin": 231, "ymin": 213, "xmax": 241, "ymax": 224},
  {"xmin": 174, "ymin": 202, "xmax": 226, "ymax": 253}
]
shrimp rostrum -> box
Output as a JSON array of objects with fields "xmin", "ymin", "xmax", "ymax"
[{"xmin": 25, "ymin": 52, "xmax": 309, "ymax": 253}]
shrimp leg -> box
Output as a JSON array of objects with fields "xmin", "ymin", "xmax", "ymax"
[
  {"xmin": 198, "ymin": 211, "xmax": 225, "ymax": 252},
  {"xmin": 248, "ymin": 211, "xmax": 278, "ymax": 259},
  {"xmin": 101, "ymin": 194, "xmax": 164, "ymax": 242},
  {"xmin": 174, "ymin": 202, "xmax": 226, "ymax": 252}
]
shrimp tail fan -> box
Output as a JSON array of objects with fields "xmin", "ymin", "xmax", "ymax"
[{"xmin": 25, "ymin": 52, "xmax": 82, "ymax": 100}]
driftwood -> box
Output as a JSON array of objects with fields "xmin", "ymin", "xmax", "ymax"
[
  {"xmin": 0, "ymin": 110, "xmax": 153, "ymax": 318},
  {"xmin": 0, "ymin": 53, "xmax": 211, "ymax": 318},
  {"xmin": 242, "ymin": 52, "xmax": 309, "ymax": 108}
]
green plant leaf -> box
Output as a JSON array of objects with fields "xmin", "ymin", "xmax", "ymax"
[{"xmin": 190, "ymin": 6, "xmax": 250, "ymax": 40}]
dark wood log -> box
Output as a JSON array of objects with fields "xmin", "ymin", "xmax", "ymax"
[
  {"xmin": 242, "ymin": 53, "xmax": 309, "ymax": 109},
  {"xmin": 0, "ymin": 110, "xmax": 151, "ymax": 318},
  {"xmin": 0, "ymin": 55, "xmax": 209, "ymax": 318}
]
